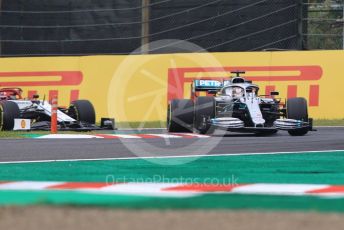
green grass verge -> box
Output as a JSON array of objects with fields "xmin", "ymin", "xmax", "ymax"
[
  {"xmin": 1, "ymin": 151, "xmax": 344, "ymax": 211},
  {"xmin": 0, "ymin": 131, "xmax": 38, "ymax": 138},
  {"xmin": 313, "ymin": 119, "xmax": 344, "ymax": 126},
  {"xmin": 0, "ymin": 131, "xmax": 97, "ymax": 139}
]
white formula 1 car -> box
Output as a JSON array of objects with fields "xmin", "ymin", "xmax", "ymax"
[
  {"xmin": 0, "ymin": 88, "xmax": 114, "ymax": 131},
  {"xmin": 168, "ymin": 71, "xmax": 315, "ymax": 136}
]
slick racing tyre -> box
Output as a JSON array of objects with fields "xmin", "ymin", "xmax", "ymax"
[
  {"xmin": 167, "ymin": 99, "xmax": 194, "ymax": 133},
  {"xmin": 286, "ymin": 97, "xmax": 309, "ymax": 136},
  {"xmin": 194, "ymin": 96, "xmax": 215, "ymax": 134},
  {"xmin": 0, "ymin": 101, "xmax": 20, "ymax": 131},
  {"xmin": 68, "ymin": 100, "xmax": 96, "ymax": 124}
]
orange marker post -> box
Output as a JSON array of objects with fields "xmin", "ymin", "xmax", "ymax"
[{"xmin": 51, "ymin": 96, "xmax": 58, "ymax": 134}]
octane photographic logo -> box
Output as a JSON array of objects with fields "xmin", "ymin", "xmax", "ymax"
[{"xmin": 107, "ymin": 39, "xmax": 226, "ymax": 165}]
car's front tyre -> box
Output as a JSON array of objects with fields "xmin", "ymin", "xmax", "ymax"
[
  {"xmin": 0, "ymin": 101, "xmax": 20, "ymax": 131},
  {"xmin": 194, "ymin": 97, "xmax": 215, "ymax": 134},
  {"xmin": 167, "ymin": 99, "xmax": 194, "ymax": 133},
  {"xmin": 286, "ymin": 97, "xmax": 309, "ymax": 136},
  {"xmin": 68, "ymin": 100, "xmax": 96, "ymax": 124}
]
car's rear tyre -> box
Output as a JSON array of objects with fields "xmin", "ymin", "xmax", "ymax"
[
  {"xmin": 286, "ymin": 97, "xmax": 309, "ymax": 136},
  {"xmin": 167, "ymin": 99, "xmax": 194, "ymax": 133},
  {"xmin": 194, "ymin": 97, "xmax": 215, "ymax": 134},
  {"xmin": 0, "ymin": 101, "xmax": 20, "ymax": 131},
  {"xmin": 68, "ymin": 100, "xmax": 96, "ymax": 124}
]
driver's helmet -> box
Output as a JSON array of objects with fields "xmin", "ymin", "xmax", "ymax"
[
  {"xmin": 0, "ymin": 91, "xmax": 9, "ymax": 99},
  {"xmin": 246, "ymin": 87, "xmax": 258, "ymax": 96},
  {"xmin": 224, "ymin": 86, "xmax": 244, "ymax": 98}
]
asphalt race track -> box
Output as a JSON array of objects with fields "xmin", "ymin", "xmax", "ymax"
[{"xmin": 0, "ymin": 127, "xmax": 343, "ymax": 163}]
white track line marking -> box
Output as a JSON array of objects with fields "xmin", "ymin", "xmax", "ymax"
[
  {"xmin": 36, "ymin": 133, "xmax": 209, "ymax": 139},
  {"xmin": 98, "ymin": 183, "xmax": 194, "ymax": 197},
  {"xmin": 178, "ymin": 133, "xmax": 210, "ymax": 138},
  {"xmin": 111, "ymin": 134, "xmax": 142, "ymax": 139},
  {"xmin": 231, "ymin": 183, "xmax": 327, "ymax": 196},
  {"xmin": 0, "ymin": 181, "xmax": 61, "ymax": 190},
  {"xmin": 148, "ymin": 134, "xmax": 182, "ymax": 138},
  {"xmin": 0, "ymin": 149, "xmax": 343, "ymax": 164},
  {"xmin": 37, "ymin": 134, "xmax": 101, "ymax": 139}
]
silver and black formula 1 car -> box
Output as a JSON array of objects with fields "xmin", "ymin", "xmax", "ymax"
[
  {"xmin": 0, "ymin": 88, "xmax": 114, "ymax": 131},
  {"xmin": 167, "ymin": 71, "xmax": 314, "ymax": 136}
]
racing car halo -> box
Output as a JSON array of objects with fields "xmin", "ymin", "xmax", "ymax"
[
  {"xmin": 0, "ymin": 88, "xmax": 114, "ymax": 131},
  {"xmin": 167, "ymin": 71, "xmax": 314, "ymax": 136}
]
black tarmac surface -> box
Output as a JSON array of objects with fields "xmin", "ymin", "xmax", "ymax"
[{"xmin": 0, "ymin": 127, "xmax": 343, "ymax": 163}]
